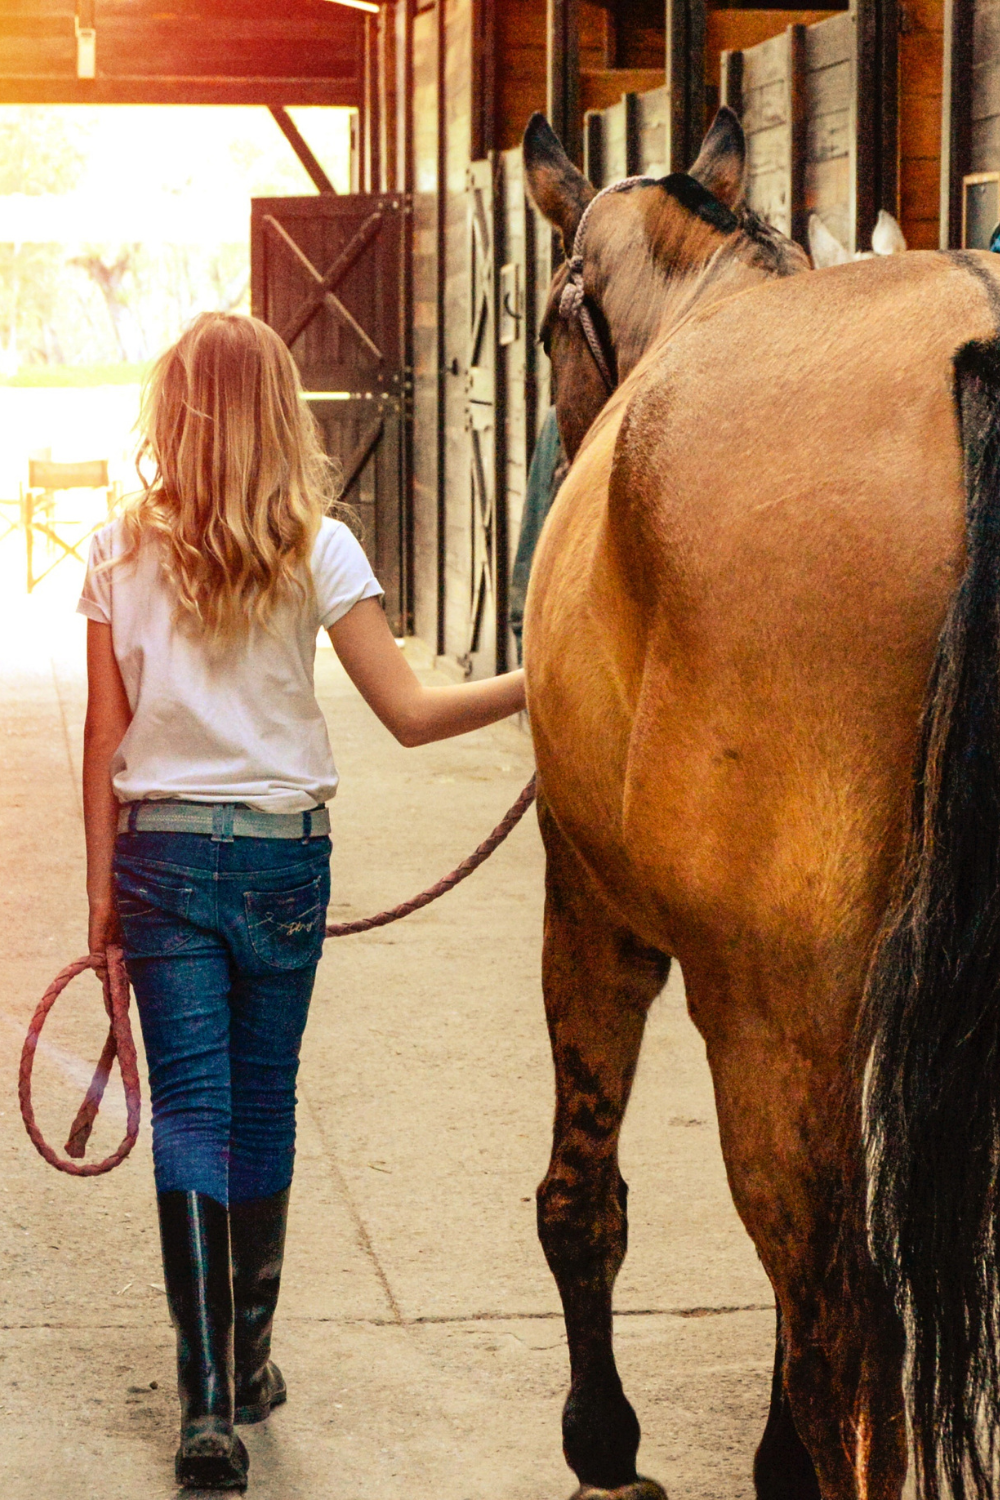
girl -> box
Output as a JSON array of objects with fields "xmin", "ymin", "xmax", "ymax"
[{"xmin": 80, "ymin": 312, "xmax": 525, "ymax": 1492}]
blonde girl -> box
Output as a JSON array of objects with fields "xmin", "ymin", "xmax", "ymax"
[{"xmin": 80, "ymin": 312, "xmax": 525, "ymax": 1492}]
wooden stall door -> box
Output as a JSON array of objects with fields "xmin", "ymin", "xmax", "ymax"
[
  {"xmin": 464, "ymin": 156, "xmax": 506, "ymax": 678},
  {"xmin": 250, "ymin": 193, "xmax": 407, "ymax": 634}
]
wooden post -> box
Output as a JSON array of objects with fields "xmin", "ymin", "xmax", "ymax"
[
  {"xmin": 788, "ymin": 24, "xmax": 807, "ymax": 248},
  {"xmin": 851, "ymin": 0, "xmax": 899, "ymax": 252},
  {"xmin": 720, "ymin": 48, "xmax": 744, "ymax": 118},
  {"xmin": 396, "ymin": 0, "xmax": 415, "ymax": 631},
  {"xmin": 363, "ymin": 12, "xmax": 380, "ymax": 195},
  {"xmin": 584, "ymin": 109, "xmax": 604, "ymax": 187},
  {"xmin": 624, "ymin": 91, "xmax": 641, "ymax": 177},
  {"xmin": 436, "ymin": 0, "xmax": 448, "ymax": 656},
  {"xmin": 667, "ymin": 0, "xmax": 707, "ymax": 173},
  {"xmin": 941, "ymin": 0, "xmax": 974, "ymax": 247},
  {"xmin": 473, "ymin": 0, "xmax": 497, "ymax": 159},
  {"xmin": 547, "ymin": 0, "xmax": 580, "ymax": 165}
]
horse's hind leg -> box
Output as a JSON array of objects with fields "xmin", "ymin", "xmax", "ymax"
[
  {"xmin": 536, "ymin": 801, "xmax": 670, "ymax": 1499},
  {"xmin": 705, "ymin": 987, "xmax": 907, "ymax": 1500},
  {"xmin": 754, "ymin": 1305, "xmax": 821, "ymax": 1500}
]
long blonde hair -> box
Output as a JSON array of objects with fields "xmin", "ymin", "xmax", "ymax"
[{"xmin": 118, "ymin": 312, "xmax": 337, "ymax": 646}]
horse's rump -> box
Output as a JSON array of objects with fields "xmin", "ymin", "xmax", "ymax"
[{"xmin": 527, "ymin": 250, "xmax": 1000, "ymax": 963}]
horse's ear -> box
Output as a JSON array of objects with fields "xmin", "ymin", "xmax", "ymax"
[
  {"xmin": 808, "ymin": 213, "xmax": 851, "ymax": 268},
  {"xmin": 688, "ymin": 106, "xmax": 746, "ymax": 210},
  {"xmin": 872, "ymin": 209, "xmax": 907, "ymax": 255},
  {"xmin": 523, "ymin": 112, "xmax": 596, "ymax": 250}
]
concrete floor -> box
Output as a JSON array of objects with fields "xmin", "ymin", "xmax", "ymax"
[{"xmin": 0, "ymin": 578, "xmax": 775, "ymax": 1500}]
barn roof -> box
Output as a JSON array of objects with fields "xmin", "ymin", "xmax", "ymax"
[{"xmin": 0, "ymin": 0, "xmax": 369, "ymax": 106}]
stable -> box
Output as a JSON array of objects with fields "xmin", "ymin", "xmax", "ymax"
[{"xmin": 0, "ymin": 0, "xmax": 971, "ymax": 673}]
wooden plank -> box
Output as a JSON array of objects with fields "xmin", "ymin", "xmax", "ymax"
[
  {"xmin": 747, "ymin": 121, "xmax": 792, "ymax": 177},
  {"xmin": 602, "ymin": 95, "xmax": 629, "ymax": 182},
  {"xmin": 746, "ymin": 166, "xmax": 791, "ymax": 227},
  {"xmin": 0, "ymin": 75, "xmax": 363, "ymax": 105},
  {"xmin": 637, "ymin": 83, "xmax": 669, "ymax": 175},
  {"xmin": 973, "ymin": 0, "xmax": 1000, "ymax": 58},
  {"xmin": 805, "ymin": 106, "xmax": 850, "ymax": 161},
  {"xmin": 804, "ymin": 11, "xmax": 854, "ymax": 70},
  {"xmin": 742, "ymin": 29, "xmax": 793, "ymax": 90},
  {"xmin": 579, "ymin": 66, "xmax": 664, "ymax": 113},
  {"xmin": 806, "ymin": 58, "xmax": 851, "ymax": 118},
  {"xmin": 742, "ymin": 78, "xmax": 790, "ymax": 133},
  {"xmin": 805, "ymin": 151, "xmax": 851, "ymax": 237},
  {"xmin": 971, "ymin": 111, "xmax": 1000, "ymax": 174},
  {"xmin": 972, "ymin": 60, "xmax": 1000, "ymax": 120}
]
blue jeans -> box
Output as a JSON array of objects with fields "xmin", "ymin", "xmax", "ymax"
[{"xmin": 113, "ymin": 829, "xmax": 331, "ymax": 1206}]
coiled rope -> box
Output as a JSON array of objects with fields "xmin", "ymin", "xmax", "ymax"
[{"xmin": 20, "ymin": 774, "xmax": 537, "ymax": 1175}]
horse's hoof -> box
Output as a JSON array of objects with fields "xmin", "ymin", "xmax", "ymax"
[{"xmin": 572, "ymin": 1480, "xmax": 668, "ymax": 1500}]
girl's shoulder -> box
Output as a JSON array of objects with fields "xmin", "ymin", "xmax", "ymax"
[{"xmin": 311, "ymin": 515, "xmax": 372, "ymax": 577}]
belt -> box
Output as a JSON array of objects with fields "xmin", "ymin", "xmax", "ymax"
[{"xmin": 117, "ymin": 800, "xmax": 330, "ymax": 841}]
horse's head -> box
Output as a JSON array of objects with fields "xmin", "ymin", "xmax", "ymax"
[{"xmin": 523, "ymin": 107, "xmax": 809, "ymax": 458}]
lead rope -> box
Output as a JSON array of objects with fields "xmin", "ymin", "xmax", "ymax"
[{"xmin": 20, "ymin": 774, "xmax": 538, "ymax": 1175}]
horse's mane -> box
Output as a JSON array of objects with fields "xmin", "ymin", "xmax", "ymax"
[{"xmin": 735, "ymin": 204, "xmax": 807, "ymax": 277}]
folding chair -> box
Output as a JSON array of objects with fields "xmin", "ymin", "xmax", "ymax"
[{"xmin": 21, "ymin": 459, "xmax": 118, "ymax": 593}]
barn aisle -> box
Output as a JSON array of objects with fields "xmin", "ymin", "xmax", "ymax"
[{"xmin": 0, "ymin": 582, "xmax": 774, "ymax": 1500}]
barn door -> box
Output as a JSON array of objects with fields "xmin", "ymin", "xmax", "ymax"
[
  {"xmin": 464, "ymin": 157, "xmax": 507, "ymax": 678},
  {"xmin": 250, "ymin": 193, "xmax": 406, "ymax": 633}
]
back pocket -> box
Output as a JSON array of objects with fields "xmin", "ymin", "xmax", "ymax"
[
  {"xmin": 115, "ymin": 875, "xmax": 195, "ymax": 958},
  {"xmin": 244, "ymin": 877, "xmax": 326, "ymax": 971}
]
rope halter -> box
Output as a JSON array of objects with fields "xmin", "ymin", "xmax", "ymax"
[{"xmin": 557, "ymin": 175, "xmax": 661, "ymax": 392}]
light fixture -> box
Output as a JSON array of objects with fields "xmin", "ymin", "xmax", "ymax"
[{"xmin": 321, "ymin": 0, "xmax": 381, "ymax": 13}]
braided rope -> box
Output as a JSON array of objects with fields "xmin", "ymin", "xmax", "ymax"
[
  {"xmin": 21, "ymin": 775, "xmax": 538, "ymax": 1174},
  {"xmin": 19, "ymin": 945, "xmax": 141, "ymax": 1177}
]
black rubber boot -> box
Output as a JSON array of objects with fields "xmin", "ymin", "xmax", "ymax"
[
  {"xmin": 231, "ymin": 1187, "xmax": 291, "ymax": 1425},
  {"xmin": 157, "ymin": 1191, "xmax": 250, "ymax": 1492}
]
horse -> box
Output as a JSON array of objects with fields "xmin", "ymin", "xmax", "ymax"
[{"xmin": 520, "ymin": 104, "xmax": 1000, "ymax": 1500}]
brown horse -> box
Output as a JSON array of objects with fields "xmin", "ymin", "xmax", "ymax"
[{"xmin": 521, "ymin": 106, "xmax": 1000, "ymax": 1500}]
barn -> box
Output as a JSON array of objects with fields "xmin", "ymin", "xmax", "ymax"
[{"xmin": 0, "ymin": 0, "xmax": 975, "ymax": 671}]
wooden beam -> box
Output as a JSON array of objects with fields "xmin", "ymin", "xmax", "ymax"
[
  {"xmin": 547, "ymin": 0, "xmax": 581, "ymax": 165},
  {"xmin": 0, "ymin": 76, "xmax": 363, "ymax": 106},
  {"xmin": 940, "ymin": 0, "xmax": 974, "ymax": 248},
  {"xmin": 269, "ymin": 105, "xmax": 337, "ymax": 194}
]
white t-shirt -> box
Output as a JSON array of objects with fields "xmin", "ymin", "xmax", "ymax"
[{"xmin": 77, "ymin": 516, "xmax": 382, "ymax": 812}]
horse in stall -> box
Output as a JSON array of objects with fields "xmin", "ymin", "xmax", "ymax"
[{"xmin": 520, "ymin": 104, "xmax": 1000, "ymax": 1500}]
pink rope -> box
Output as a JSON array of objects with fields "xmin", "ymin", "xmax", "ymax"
[{"xmin": 21, "ymin": 776, "xmax": 537, "ymax": 1174}]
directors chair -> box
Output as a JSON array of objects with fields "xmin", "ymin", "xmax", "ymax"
[{"xmin": 20, "ymin": 458, "xmax": 118, "ymax": 594}]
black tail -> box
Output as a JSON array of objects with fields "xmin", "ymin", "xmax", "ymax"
[{"xmin": 864, "ymin": 340, "xmax": 1000, "ymax": 1500}]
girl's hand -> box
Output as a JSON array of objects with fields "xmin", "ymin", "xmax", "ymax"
[
  {"xmin": 88, "ymin": 899, "xmax": 122, "ymax": 977},
  {"xmin": 329, "ymin": 598, "xmax": 526, "ymax": 747}
]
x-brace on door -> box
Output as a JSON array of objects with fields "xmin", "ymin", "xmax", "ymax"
[{"xmin": 251, "ymin": 193, "xmax": 407, "ymax": 634}]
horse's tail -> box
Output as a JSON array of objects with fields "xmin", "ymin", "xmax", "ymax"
[{"xmin": 863, "ymin": 339, "xmax": 1000, "ymax": 1500}]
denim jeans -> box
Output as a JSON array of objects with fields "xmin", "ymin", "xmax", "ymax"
[{"xmin": 113, "ymin": 828, "xmax": 331, "ymax": 1205}]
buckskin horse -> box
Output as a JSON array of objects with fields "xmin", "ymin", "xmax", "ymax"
[{"xmin": 520, "ymin": 105, "xmax": 1000, "ymax": 1500}]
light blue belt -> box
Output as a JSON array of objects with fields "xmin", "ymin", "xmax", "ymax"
[{"xmin": 117, "ymin": 800, "xmax": 330, "ymax": 841}]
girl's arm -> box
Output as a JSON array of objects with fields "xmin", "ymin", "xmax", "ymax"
[
  {"xmin": 329, "ymin": 597, "xmax": 526, "ymax": 747},
  {"xmin": 83, "ymin": 621, "xmax": 132, "ymax": 964}
]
